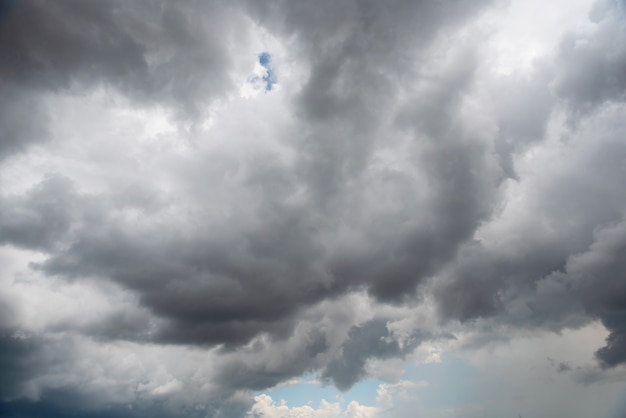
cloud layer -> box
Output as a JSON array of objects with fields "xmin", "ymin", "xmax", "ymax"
[{"xmin": 1, "ymin": 0, "xmax": 626, "ymax": 417}]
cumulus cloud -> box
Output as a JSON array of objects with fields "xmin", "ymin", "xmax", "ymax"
[
  {"xmin": 245, "ymin": 395, "xmax": 379, "ymax": 418},
  {"xmin": 247, "ymin": 395, "xmax": 342, "ymax": 418},
  {"xmin": 2, "ymin": 0, "xmax": 626, "ymax": 416}
]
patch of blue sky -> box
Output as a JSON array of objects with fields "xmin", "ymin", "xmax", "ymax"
[
  {"xmin": 258, "ymin": 52, "xmax": 276, "ymax": 91},
  {"xmin": 259, "ymin": 52, "xmax": 271, "ymax": 67},
  {"xmin": 256, "ymin": 356, "xmax": 482, "ymax": 412},
  {"xmin": 245, "ymin": 52, "xmax": 277, "ymax": 94},
  {"xmin": 257, "ymin": 372, "xmax": 381, "ymax": 408}
]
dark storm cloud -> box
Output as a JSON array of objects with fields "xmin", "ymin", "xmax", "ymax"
[
  {"xmin": 0, "ymin": 331, "xmax": 80, "ymax": 401},
  {"xmin": 0, "ymin": 0, "xmax": 242, "ymax": 160},
  {"xmin": 430, "ymin": 1, "xmax": 626, "ymax": 371},
  {"xmin": 356, "ymin": 48, "xmax": 506, "ymax": 302},
  {"xmin": 526, "ymin": 220, "xmax": 626, "ymax": 368},
  {"xmin": 0, "ymin": 389, "xmax": 250, "ymax": 418},
  {"xmin": 570, "ymin": 222, "xmax": 626, "ymax": 368},
  {"xmin": 320, "ymin": 319, "xmax": 427, "ymax": 390},
  {"xmin": 0, "ymin": 331, "xmax": 251, "ymax": 418},
  {"xmin": 29, "ymin": 188, "xmax": 328, "ymax": 345},
  {"xmin": 0, "ymin": 330, "xmax": 49, "ymax": 400},
  {"xmin": 3, "ymin": 0, "xmax": 626, "ymax": 416},
  {"xmin": 214, "ymin": 318, "xmax": 431, "ymax": 394},
  {"xmin": 435, "ymin": 108, "xmax": 626, "ymax": 326},
  {"xmin": 0, "ymin": 0, "xmax": 237, "ymax": 112},
  {"xmin": 0, "ymin": 0, "xmax": 500, "ymax": 348},
  {"xmin": 22, "ymin": 51, "xmax": 500, "ymax": 346},
  {"xmin": 246, "ymin": 0, "xmax": 495, "ymax": 210}
]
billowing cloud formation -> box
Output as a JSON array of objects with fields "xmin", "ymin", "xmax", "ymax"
[
  {"xmin": 247, "ymin": 394, "xmax": 378, "ymax": 418},
  {"xmin": 2, "ymin": 0, "xmax": 626, "ymax": 417}
]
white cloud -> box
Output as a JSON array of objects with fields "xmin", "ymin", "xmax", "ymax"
[
  {"xmin": 476, "ymin": 0, "xmax": 596, "ymax": 75},
  {"xmin": 247, "ymin": 394, "xmax": 342, "ymax": 418},
  {"xmin": 246, "ymin": 395, "xmax": 381, "ymax": 418},
  {"xmin": 345, "ymin": 401, "xmax": 380, "ymax": 418},
  {"xmin": 376, "ymin": 380, "xmax": 423, "ymax": 410}
]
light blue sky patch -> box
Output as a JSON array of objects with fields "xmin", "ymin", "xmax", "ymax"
[
  {"xmin": 257, "ymin": 373, "xmax": 381, "ymax": 408},
  {"xmin": 258, "ymin": 52, "xmax": 276, "ymax": 91},
  {"xmin": 259, "ymin": 52, "xmax": 271, "ymax": 67}
]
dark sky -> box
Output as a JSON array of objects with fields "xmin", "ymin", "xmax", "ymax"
[{"xmin": 1, "ymin": 0, "xmax": 626, "ymax": 417}]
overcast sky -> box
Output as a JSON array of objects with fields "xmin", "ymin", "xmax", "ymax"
[{"xmin": 1, "ymin": 0, "xmax": 626, "ymax": 417}]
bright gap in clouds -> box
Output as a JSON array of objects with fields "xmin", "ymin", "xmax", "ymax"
[
  {"xmin": 258, "ymin": 52, "xmax": 276, "ymax": 91},
  {"xmin": 245, "ymin": 52, "xmax": 277, "ymax": 95},
  {"xmin": 2, "ymin": 0, "xmax": 626, "ymax": 417},
  {"xmin": 478, "ymin": 0, "xmax": 596, "ymax": 75}
]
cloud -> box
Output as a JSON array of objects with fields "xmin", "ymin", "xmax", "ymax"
[
  {"xmin": 375, "ymin": 324, "xmax": 624, "ymax": 418},
  {"xmin": 375, "ymin": 380, "xmax": 422, "ymax": 410},
  {"xmin": 2, "ymin": 0, "xmax": 626, "ymax": 416},
  {"xmin": 258, "ymin": 52, "xmax": 277, "ymax": 91},
  {"xmin": 345, "ymin": 401, "xmax": 380, "ymax": 418},
  {"xmin": 0, "ymin": 330, "xmax": 252, "ymax": 418},
  {"xmin": 321, "ymin": 319, "xmax": 429, "ymax": 390},
  {"xmin": 0, "ymin": 86, "xmax": 50, "ymax": 161},
  {"xmin": 552, "ymin": 1, "xmax": 626, "ymax": 115},
  {"xmin": 2, "ymin": 0, "xmax": 502, "ymax": 351},
  {"xmin": 245, "ymin": 395, "xmax": 379, "ymax": 418},
  {"xmin": 0, "ymin": 0, "xmax": 241, "ymax": 113},
  {"xmin": 0, "ymin": 0, "xmax": 247, "ymax": 160},
  {"xmin": 247, "ymin": 395, "xmax": 342, "ymax": 418},
  {"xmin": 0, "ymin": 174, "xmax": 78, "ymax": 251}
]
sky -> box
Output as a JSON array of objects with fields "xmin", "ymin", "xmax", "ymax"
[{"xmin": 1, "ymin": 0, "xmax": 626, "ymax": 417}]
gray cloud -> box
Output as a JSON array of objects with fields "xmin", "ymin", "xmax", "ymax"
[
  {"xmin": 569, "ymin": 221, "xmax": 626, "ymax": 367},
  {"xmin": 0, "ymin": 0, "xmax": 243, "ymax": 161},
  {"xmin": 0, "ymin": 330, "xmax": 252, "ymax": 418},
  {"xmin": 0, "ymin": 0, "xmax": 501, "ymax": 348},
  {"xmin": 0, "ymin": 330, "xmax": 50, "ymax": 400},
  {"xmin": 434, "ymin": 106, "xmax": 626, "ymax": 339},
  {"xmin": 1, "ymin": 0, "xmax": 499, "ymax": 409},
  {"xmin": 0, "ymin": 388, "xmax": 250, "ymax": 418},
  {"xmin": 431, "ymin": 12, "xmax": 626, "ymax": 363},
  {"xmin": 0, "ymin": 175, "xmax": 78, "ymax": 251},
  {"xmin": 2, "ymin": 0, "xmax": 626, "ymax": 416},
  {"xmin": 432, "ymin": 0, "xmax": 626, "ymax": 331},
  {"xmin": 557, "ymin": 362, "xmax": 573, "ymax": 373},
  {"xmin": 320, "ymin": 319, "xmax": 429, "ymax": 390},
  {"xmin": 0, "ymin": 86, "xmax": 49, "ymax": 161},
  {"xmin": 216, "ymin": 328, "xmax": 328, "ymax": 391},
  {"xmin": 553, "ymin": 1, "xmax": 626, "ymax": 115},
  {"xmin": 0, "ymin": 0, "xmax": 238, "ymax": 113}
]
